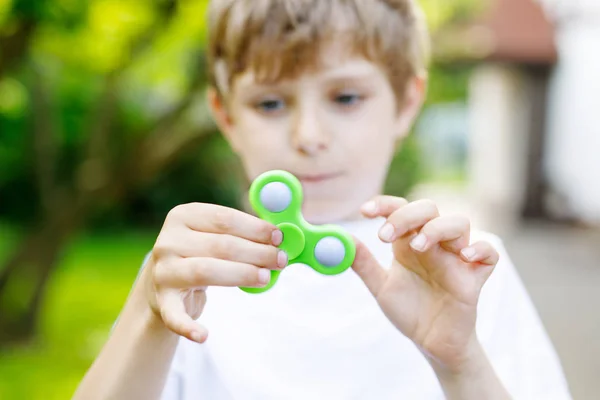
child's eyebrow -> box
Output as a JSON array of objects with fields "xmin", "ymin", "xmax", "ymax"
[
  {"xmin": 234, "ymin": 81, "xmax": 296, "ymax": 102},
  {"xmin": 233, "ymin": 61, "xmax": 380, "ymax": 95},
  {"xmin": 318, "ymin": 62, "xmax": 381, "ymax": 82},
  {"xmin": 234, "ymin": 72, "xmax": 290, "ymax": 92},
  {"xmin": 321, "ymin": 72, "xmax": 379, "ymax": 83}
]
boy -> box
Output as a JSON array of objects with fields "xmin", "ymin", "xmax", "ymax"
[{"xmin": 74, "ymin": 0, "xmax": 571, "ymax": 399}]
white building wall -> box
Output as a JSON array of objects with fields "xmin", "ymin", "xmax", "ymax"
[
  {"xmin": 536, "ymin": 0, "xmax": 600, "ymax": 21},
  {"xmin": 537, "ymin": 0, "xmax": 600, "ymax": 223},
  {"xmin": 468, "ymin": 65, "xmax": 531, "ymax": 231}
]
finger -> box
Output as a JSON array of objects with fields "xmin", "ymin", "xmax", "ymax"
[
  {"xmin": 155, "ymin": 257, "xmax": 274, "ymax": 288},
  {"xmin": 409, "ymin": 215, "xmax": 470, "ymax": 254},
  {"xmin": 170, "ymin": 203, "xmax": 282, "ymax": 246},
  {"xmin": 157, "ymin": 232, "xmax": 286, "ymax": 269},
  {"xmin": 360, "ymin": 196, "xmax": 408, "ymax": 218},
  {"xmin": 159, "ymin": 291, "xmax": 208, "ymax": 343},
  {"xmin": 351, "ymin": 237, "xmax": 388, "ymax": 297},
  {"xmin": 460, "ymin": 241, "xmax": 500, "ymax": 266},
  {"xmin": 205, "ymin": 233, "xmax": 286, "ymax": 268},
  {"xmin": 378, "ymin": 199, "xmax": 440, "ymax": 243}
]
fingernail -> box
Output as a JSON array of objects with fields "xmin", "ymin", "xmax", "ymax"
[
  {"xmin": 361, "ymin": 201, "xmax": 377, "ymax": 214},
  {"xmin": 277, "ymin": 250, "xmax": 288, "ymax": 269},
  {"xmin": 191, "ymin": 331, "xmax": 204, "ymax": 343},
  {"xmin": 258, "ymin": 268, "xmax": 271, "ymax": 285},
  {"xmin": 461, "ymin": 247, "xmax": 477, "ymax": 261},
  {"xmin": 272, "ymin": 230, "xmax": 283, "ymax": 246},
  {"xmin": 379, "ymin": 223, "xmax": 395, "ymax": 242},
  {"xmin": 410, "ymin": 234, "xmax": 428, "ymax": 252}
]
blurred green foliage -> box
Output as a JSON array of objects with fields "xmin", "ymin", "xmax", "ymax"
[
  {"xmin": 0, "ymin": 0, "xmax": 222, "ymax": 229},
  {"xmin": 0, "ymin": 0, "xmax": 478, "ymax": 398},
  {"xmin": 0, "ymin": 222, "xmax": 154, "ymax": 399},
  {"xmin": 420, "ymin": 0, "xmax": 484, "ymax": 29}
]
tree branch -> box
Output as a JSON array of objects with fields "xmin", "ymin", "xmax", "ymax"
[
  {"xmin": 0, "ymin": 18, "xmax": 36, "ymax": 78},
  {"xmin": 144, "ymin": 52, "xmax": 208, "ymax": 143},
  {"xmin": 76, "ymin": 0, "xmax": 179, "ymax": 195},
  {"xmin": 134, "ymin": 57, "xmax": 210, "ymax": 177},
  {"xmin": 30, "ymin": 63, "xmax": 61, "ymax": 214}
]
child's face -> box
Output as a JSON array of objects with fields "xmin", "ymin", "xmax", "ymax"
[{"xmin": 209, "ymin": 46, "xmax": 425, "ymax": 224}]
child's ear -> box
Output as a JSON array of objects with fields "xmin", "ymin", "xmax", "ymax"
[
  {"xmin": 207, "ymin": 87, "xmax": 241, "ymax": 152},
  {"xmin": 394, "ymin": 74, "xmax": 427, "ymax": 140}
]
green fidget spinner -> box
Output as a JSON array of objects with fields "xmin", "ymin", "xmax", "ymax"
[{"xmin": 240, "ymin": 170, "xmax": 357, "ymax": 294}]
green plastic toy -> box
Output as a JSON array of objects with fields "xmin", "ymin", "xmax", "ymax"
[{"xmin": 240, "ymin": 170, "xmax": 357, "ymax": 294}]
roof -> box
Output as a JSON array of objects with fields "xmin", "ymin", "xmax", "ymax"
[
  {"xmin": 433, "ymin": 0, "xmax": 558, "ymax": 65},
  {"xmin": 480, "ymin": 0, "xmax": 557, "ymax": 64}
]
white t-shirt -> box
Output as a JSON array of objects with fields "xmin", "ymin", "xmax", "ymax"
[{"xmin": 158, "ymin": 217, "xmax": 572, "ymax": 399}]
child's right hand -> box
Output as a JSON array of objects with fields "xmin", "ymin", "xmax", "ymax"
[{"xmin": 140, "ymin": 203, "xmax": 286, "ymax": 343}]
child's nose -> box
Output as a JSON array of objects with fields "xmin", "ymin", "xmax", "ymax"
[{"xmin": 291, "ymin": 108, "xmax": 330, "ymax": 157}]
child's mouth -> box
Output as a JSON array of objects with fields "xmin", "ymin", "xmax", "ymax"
[{"xmin": 296, "ymin": 172, "xmax": 344, "ymax": 184}]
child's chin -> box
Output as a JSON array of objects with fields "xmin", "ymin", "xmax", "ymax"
[{"xmin": 302, "ymin": 200, "xmax": 358, "ymax": 225}]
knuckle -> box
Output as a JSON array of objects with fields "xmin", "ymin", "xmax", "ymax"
[
  {"xmin": 168, "ymin": 202, "xmax": 210, "ymax": 224},
  {"xmin": 191, "ymin": 259, "xmax": 210, "ymax": 284},
  {"xmin": 420, "ymin": 198, "xmax": 438, "ymax": 213},
  {"xmin": 382, "ymin": 195, "xmax": 405, "ymax": 209},
  {"xmin": 482, "ymin": 242, "xmax": 495, "ymax": 253},
  {"xmin": 167, "ymin": 204, "xmax": 188, "ymax": 221},
  {"xmin": 455, "ymin": 214, "xmax": 471, "ymax": 228},
  {"xmin": 160, "ymin": 308, "xmax": 185, "ymax": 336},
  {"xmin": 421, "ymin": 220, "xmax": 437, "ymax": 234},
  {"xmin": 159, "ymin": 306, "xmax": 171, "ymax": 326},
  {"xmin": 211, "ymin": 207, "xmax": 233, "ymax": 232},
  {"xmin": 373, "ymin": 195, "xmax": 385, "ymax": 206},
  {"xmin": 389, "ymin": 206, "xmax": 406, "ymax": 222},
  {"xmin": 178, "ymin": 323, "xmax": 190, "ymax": 337},
  {"xmin": 152, "ymin": 241, "xmax": 171, "ymax": 259},
  {"xmin": 152, "ymin": 262, "xmax": 169, "ymax": 285},
  {"xmin": 463, "ymin": 220, "xmax": 471, "ymax": 232},
  {"xmin": 211, "ymin": 236, "xmax": 233, "ymax": 259},
  {"xmin": 394, "ymin": 196, "xmax": 409, "ymax": 206},
  {"xmin": 153, "ymin": 235, "xmax": 182, "ymax": 258},
  {"xmin": 421, "ymin": 226, "xmax": 442, "ymax": 242},
  {"xmin": 443, "ymin": 214, "xmax": 470, "ymax": 231}
]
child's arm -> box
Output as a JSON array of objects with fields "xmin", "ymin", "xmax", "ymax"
[
  {"xmin": 353, "ymin": 196, "xmax": 511, "ymax": 399},
  {"xmin": 72, "ymin": 268, "xmax": 181, "ymax": 400},
  {"xmin": 428, "ymin": 338, "xmax": 511, "ymax": 399},
  {"xmin": 73, "ymin": 203, "xmax": 284, "ymax": 400}
]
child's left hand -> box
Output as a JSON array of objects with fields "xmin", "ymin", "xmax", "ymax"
[{"xmin": 353, "ymin": 195, "xmax": 499, "ymax": 372}]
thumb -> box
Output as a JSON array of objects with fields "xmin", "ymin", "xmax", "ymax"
[{"xmin": 351, "ymin": 237, "xmax": 388, "ymax": 297}]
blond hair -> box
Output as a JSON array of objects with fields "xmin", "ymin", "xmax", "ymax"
[{"xmin": 207, "ymin": 0, "xmax": 430, "ymax": 104}]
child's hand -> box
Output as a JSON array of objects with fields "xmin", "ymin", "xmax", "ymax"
[
  {"xmin": 141, "ymin": 203, "xmax": 286, "ymax": 343},
  {"xmin": 354, "ymin": 196, "xmax": 499, "ymax": 372}
]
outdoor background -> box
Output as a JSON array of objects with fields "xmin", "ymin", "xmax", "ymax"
[{"xmin": 1, "ymin": 0, "xmax": 598, "ymax": 399}]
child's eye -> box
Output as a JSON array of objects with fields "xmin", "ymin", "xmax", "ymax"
[
  {"xmin": 256, "ymin": 98, "xmax": 286, "ymax": 113},
  {"xmin": 333, "ymin": 93, "xmax": 363, "ymax": 107}
]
